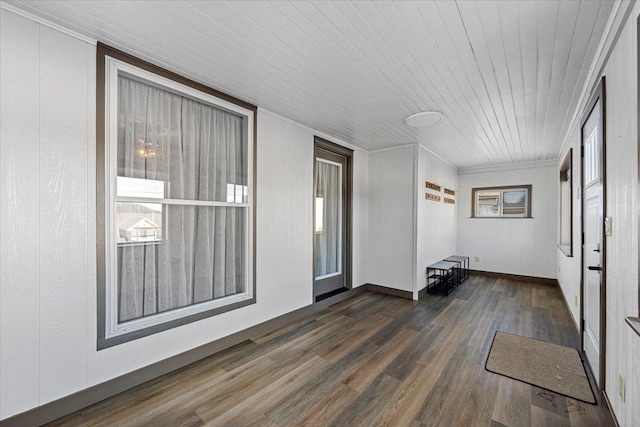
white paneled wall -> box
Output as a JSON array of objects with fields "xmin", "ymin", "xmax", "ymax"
[
  {"xmin": 367, "ymin": 145, "xmax": 458, "ymax": 297},
  {"xmin": 0, "ymin": 10, "xmax": 369, "ymax": 420},
  {"xmin": 367, "ymin": 146, "xmax": 416, "ymax": 293},
  {"xmin": 457, "ymin": 161, "xmax": 557, "ymax": 278},
  {"xmin": 559, "ymin": 5, "xmax": 640, "ymax": 425},
  {"xmin": 352, "ymin": 149, "xmax": 370, "ymax": 288},
  {"xmin": 416, "ymin": 146, "xmax": 458, "ymax": 292},
  {"xmin": 590, "ymin": 5, "xmax": 639, "ymax": 425},
  {"xmin": 1, "ymin": 12, "xmax": 52, "ymax": 415}
]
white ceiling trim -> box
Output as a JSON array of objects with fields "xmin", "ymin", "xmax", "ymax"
[
  {"xmin": 458, "ymin": 159, "xmax": 558, "ymax": 175},
  {"xmin": 367, "ymin": 143, "xmax": 458, "ymax": 171},
  {"xmin": 0, "ymin": 1, "xmax": 96, "ymax": 45},
  {"xmin": 368, "ymin": 143, "xmax": 416, "ymax": 154},
  {"xmin": 257, "ymin": 107, "xmax": 366, "ymax": 153},
  {"xmin": 557, "ymin": 0, "xmax": 631, "ymax": 158},
  {"xmin": 418, "ymin": 144, "xmax": 457, "ymax": 170}
]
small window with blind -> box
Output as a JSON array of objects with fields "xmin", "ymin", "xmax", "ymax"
[{"xmin": 472, "ymin": 185, "xmax": 532, "ymax": 218}]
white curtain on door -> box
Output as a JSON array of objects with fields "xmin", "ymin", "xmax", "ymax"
[
  {"xmin": 315, "ymin": 161, "xmax": 340, "ymax": 277},
  {"xmin": 117, "ymin": 76, "xmax": 246, "ymax": 323}
]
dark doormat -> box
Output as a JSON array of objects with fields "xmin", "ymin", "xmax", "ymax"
[{"xmin": 485, "ymin": 331, "xmax": 596, "ymax": 404}]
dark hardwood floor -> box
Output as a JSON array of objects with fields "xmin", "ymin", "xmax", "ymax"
[{"xmin": 48, "ymin": 275, "xmax": 615, "ymax": 426}]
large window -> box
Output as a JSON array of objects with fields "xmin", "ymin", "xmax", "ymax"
[
  {"xmin": 472, "ymin": 185, "xmax": 532, "ymax": 218},
  {"xmin": 98, "ymin": 45, "xmax": 256, "ymax": 348}
]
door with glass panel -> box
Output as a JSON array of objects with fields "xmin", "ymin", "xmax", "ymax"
[
  {"xmin": 314, "ymin": 138, "xmax": 351, "ymax": 300},
  {"xmin": 581, "ymin": 79, "xmax": 606, "ymax": 388}
]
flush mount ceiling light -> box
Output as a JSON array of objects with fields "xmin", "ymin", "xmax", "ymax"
[{"xmin": 405, "ymin": 111, "xmax": 443, "ymax": 128}]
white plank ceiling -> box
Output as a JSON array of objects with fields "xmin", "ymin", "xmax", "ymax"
[{"xmin": 7, "ymin": 0, "xmax": 615, "ymax": 168}]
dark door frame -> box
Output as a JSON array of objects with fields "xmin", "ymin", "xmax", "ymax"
[
  {"xmin": 579, "ymin": 76, "xmax": 607, "ymax": 394},
  {"xmin": 632, "ymin": 15, "xmax": 640, "ymax": 333},
  {"xmin": 313, "ymin": 136, "xmax": 353, "ymax": 305}
]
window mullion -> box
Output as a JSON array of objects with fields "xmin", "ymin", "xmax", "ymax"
[{"xmin": 114, "ymin": 196, "xmax": 249, "ymax": 208}]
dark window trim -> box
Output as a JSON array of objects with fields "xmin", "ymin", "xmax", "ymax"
[
  {"xmin": 558, "ymin": 148, "xmax": 573, "ymax": 257},
  {"xmin": 312, "ymin": 136, "xmax": 353, "ymax": 302},
  {"xmin": 470, "ymin": 184, "xmax": 533, "ymax": 218},
  {"xmin": 636, "ymin": 14, "xmax": 640, "ymax": 322},
  {"xmin": 96, "ymin": 43, "xmax": 258, "ymax": 350}
]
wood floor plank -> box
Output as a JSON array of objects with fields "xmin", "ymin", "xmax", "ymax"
[
  {"xmin": 415, "ymin": 346, "xmax": 488, "ymax": 425},
  {"xmin": 530, "ymin": 404, "xmax": 571, "ymax": 427},
  {"xmin": 330, "ymin": 373, "xmax": 401, "ymax": 426},
  {"xmin": 263, "ymin": 353, "xmax": 367, "ymax": 425},
  {"xmin": 367, "ymin": 358, "xmax": 445, "ymax": 427},
  {"xmin": 216, "ymin": 319, "xmax": 325, "ymax": 372},
  {"xmin": 264, "ymin": 314, "xmax": 355, "ymax": 365},
  {"xmin": 200, "ymin": 356, "xmax": 329, "ymax": 425},
  {"xmin": 191, "ymin": 355, "xmax": 300, "ymax": 421},
  {"xmin": 459, "ymin": 362, "xmax": 502, "ymax": 426},
  {"xmin": 492, "ymin": 376, "xmax": 532, "ymax": 427},
  {"xmin": 530, "ymin": 387, "xmax": 570, "ymax": 418},
  {"xmin": 383, "ymin": 324, "xmax": 444, "ymax": 381},
  {"xmin": 108, "ymin": 355, "xmax": 280, "ymax": 426},
  {"xmin": 566, "ymin": 398, "xmax": 615, "ymax": 427},
  {"xmin": 342, "ymin": 327, "xmax": 419, "ymax": 392},
  {"xmin": 45, "ymin": 276, "xmax": 616, "ymax": 427},
  {"xmin": 313, "ymin": 313, "xmax": 393, "ymax": 363}
]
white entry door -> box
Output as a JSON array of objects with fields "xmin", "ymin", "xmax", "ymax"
[
  {"xmin": 582, "ymin": 95, "xmax": 604, "ymax": 386},
  {"xmin": 584, "ymin": 194, "xmax": 601, "ymax": 383}
]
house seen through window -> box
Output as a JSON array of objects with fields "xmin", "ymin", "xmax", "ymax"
[
  {"xmin": 472, "ymin": 185, "xmax": 532, "ymax": 218},
  {"xmin": 99, "ymin": 51, "xmax": 255, "ymax": 348}
]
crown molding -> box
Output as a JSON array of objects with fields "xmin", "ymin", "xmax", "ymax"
[
  {"xmin": 257, "ymin": 107, "xmax": 367, "ymax": 153},
  {"xmin": 417, "ymin": 143, "xmax": 457, "ymax": 170},
  {"xmin": 458, "ymin": 159, "xmax": 558, "ymax": 176},
  {"xmin": 557, "ymin": 0, "xmax": 634, "ymax": 157},
  {"xmin": 0, "ymin": 1, "xmax": 97, "ymax": 45}
]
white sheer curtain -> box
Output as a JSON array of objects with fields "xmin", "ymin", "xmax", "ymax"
[
  {"xmin": 315, "ymin": 161, "xmax": 341, "ymax": 277},
  {"xmin": 116, "ymin": 76, "xmax": 246, "ymax": 323}
]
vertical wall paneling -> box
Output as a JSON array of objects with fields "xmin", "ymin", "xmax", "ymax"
[
  {"xmin": 599, "ymin": 7, "xmax": 640, "ymax": 424},
  {"xmin": 557, "ymin": 5, "xmax": 640, "ymax": 425},
  {"xmin": 367, "ymin": 145, "xmax": 457, "ymax": 295},
  {"xmin": 0, "ymin": 10, "xmax": 42, "ymax": 418},
  {"xmin": 352, "ymin": 149, "xmax": 369, "ymax": 288},
  {"xmin": 416, "ymin": 146, "xmax": 458, "ymax": 292},
  {"xmin": 532, "ymin": 167, "xmax": 552, "ymax": 276},
  {"xmin": 255, "ymin": 111, "xmax": 313, "ymax": 320},
  {"xmin": 367, "ymin": 146, "xmax": 415, "ymax": 292},
  {"xmin": 0, "ymin": 11, "xmax": 371, "ymax": 419},
  {"xmin": 37, "ymin": 25, "xmax": 91, "ymax": 405},
  {"xmin": 457, "ymin": 161, "xmax": 557, "ymax": 278}
]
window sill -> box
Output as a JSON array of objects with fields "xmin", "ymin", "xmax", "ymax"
[
  {"xmin": 98, "ymin": 296, "xmax": 256, "ymax": 350},
  {"xmin": 626, "ymin": 317, "xmax": 640, "ymax": 338},
  {"xmin": 557, "ymin": 244, "xmax": 573, "ymax": 257}
]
